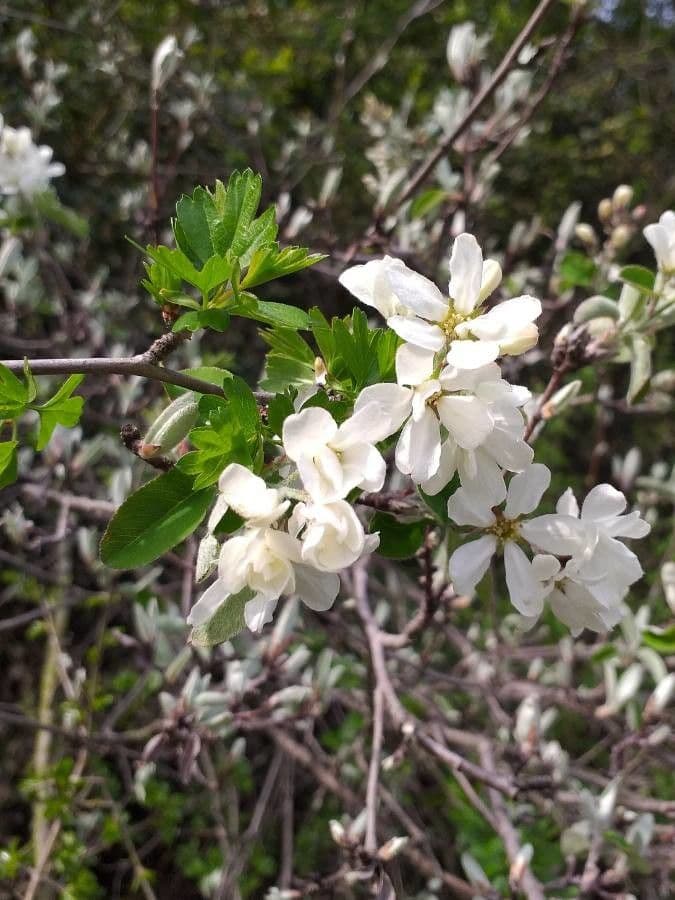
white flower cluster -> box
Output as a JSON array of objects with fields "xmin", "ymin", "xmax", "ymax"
[
  {"xmin": 0, "ymin": 115, "xmax": 65, "ymax": 197},
  {"xmin": 447, "ymin": 464, "xmax": 650, "ymax": 635},
  {"xmin": 189, "ymin": 232, "xmax": 649, "ymax": 638}
]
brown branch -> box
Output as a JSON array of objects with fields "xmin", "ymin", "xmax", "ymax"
[{"xmin": 379, "ymin": 0, "xmax": 559, "ymax": 223}]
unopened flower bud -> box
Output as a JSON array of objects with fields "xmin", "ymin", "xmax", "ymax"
[
  {"xmin": 378, "ymin": 836, "xmax": 409, "ymax": 860},
  {"xmin": 611, "ymin": 224, "xmax": 632, "ymax": 248},
  {"xmin": 575, "ymin": 223, "xmax": 596, "ymax": 245},
  {"xmin": 598, "ymin": 198, "xmax": 613, "ymax": 221},
  {"xmin": 542, "ymin": 379, "xmax": 582, "ymax": 418},
  {"xmin": 329, "ymin": 820, "xmax": 346, "ymax": 846},
  {"xmin": 151, "ymin": 35, "xmax": 183, "ymax": 94},
  {"xmin": 644, "ymin": 673, "xmax": 675, "ymax": 720},
  {"xmin": 613, "ymin": 184, "xmax": 634, "ymax": 209},
  {"xmin": 314, "ymin": 356, "xmax": 327, "ymax": 385},
  {"xmin": 509, "ymin": 844, "xmax": 533, "ymax": 888},
  {"xmin": 144, "ymin": 393, "xmax": 198, "ymax": 454}
]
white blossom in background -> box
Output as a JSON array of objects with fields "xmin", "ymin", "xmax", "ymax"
[
  {"xmin": 447, "ymin": 464, "xmax": 583, "ymax": 617},
  {"xmin": 644, "ymin": 210, "xmax": 675, "ymax": 273},
  {"xmin": 339, "ymin": 233, "xmax": 541, "ymax": 370},
  {"xmin": 355, "ymin": 348, "xmax": 532, "ymax": 496},
  {"xmin": 0, "ymin": 115, "xmax": 65, "ymax": 196},
  {"xmin": 151, "ymin": 35, "xmax": 183, "ymax": 94},
  {"xmin": 446, "ymin": 22, "xmax": 488, "ymax": 83},
  {"xmin": 282, "ymin": 405, "xmax": 388, "ymax": 502}
]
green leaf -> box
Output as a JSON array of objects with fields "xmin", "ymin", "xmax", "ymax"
[
  {"xmin": 222, "ymin": 375, "xmax": 262, "ymax": 461},
  {"xmin": 410, "ymin": 188, "xmax": 448, "ymax": 219},
  {"xmin": 34, "ymin": 375, "xmax": 84, "ymax": 450},
  {"xmin": 175, "ymin": 187, "xmax": 215, "ymax": 265},
  {"xmin": 230, "ymin": 294, "xmax": 310, "ymax": 329},
  {"xmin": 220, "ymin": 169, "xmax": 263, "ymax": 256},
  {"xmin": 619, "ymin": 265, "xmax": 656, "ymax": 293},
  {"xmin": 559, "ymin": 251, "xmax": 597, "ymax": 289},
  {"xmin": 266, "ymin": 392, "xmax": 295, "ymax": 437},
  {"xmin": 100, "ymin": 469, "xmax": 215, "ymax": 568},
  {"xmin": 190, "ymin": 588, "xmax": 253, "ymax": 646},
  {"xmin": 240, "ymin": 245, "xmax": 325, "ymax": 289},
  {"xmin": 642, "ymin": 625, "xmax": 675, "ymax": 655},
  {"xmin": 0, "ymin": 362, "xmax": 29, "ymax": 419},
  {"xmin": 172, "ymin": 309, "xmax": 231, "ymax": 333},
  {"xmin": 627, "ymin": 334, "xmax": 652, "ymax": 404},
  {"xmin": 0, "ymin": 441, "xmax": 18, "ymax": 489},
  {"xmin": 371, "ymin": 512, "xmax": 427, "ymax": 559}
]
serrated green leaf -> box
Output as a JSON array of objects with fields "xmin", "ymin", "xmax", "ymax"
[
  {"xmin": 370, "ymin": 512, "xmax": 427, "ymax": 559},
  {"xmin": 172, "ymin": 309, "xmax": 231, "ymax": 333},
  {"xmin": 100, "ymin": 469, "xmax": 215, "ymax": 568},
  {"xmin": 0, "ymin": 441, "xmax": 18, "ymax": 489},
  {"xmin": 222, "ymin": 375, "xmax": 262, "ymax": 459},
  {"xmin": 190, "ymin": 588, "xmax": 253, "ymax": 646},
  {"xmin": 34, "ymin": 374, "xmax": 84, "ymax": 450},
  {"xmin": 619, "ymin": 265, "xmax": 656, "ymax": 293},
  {"xmin": 231, "ymin": 294, "xmax": 310, "ymax": 329},
  {"xmin": 175, "ymin": 187, "xmax": 214, "ymax": 264},
  {"xmin": 241, "ymin": 245, "xmax": 325, "ymax": 289},
  {"xmin": 0, "ymin": 362, "xmax": 29, "ymax": 418}
]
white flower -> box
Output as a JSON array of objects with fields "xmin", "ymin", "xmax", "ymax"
[
  {"xmin": 644, "ymin": 211, "xmax": 675, "ymax": 273},
  {"xmin": 282, "ymin": 405, "xmax": 388, "ymax": 502},
  {"xmin": 188, "ymin": 464, "xmax": 339, "ymax": 633},
  {"xmin": 0, "ymin": 116, "xmax": 65, "ymax": 196},
  {"xmin": 337, "ymin": 255, "xmax": 410, "ymax": 319},
  {"xmin": 551, "ymin": 483, "xmax": 650, "ymax": 611},
  {"xmin": 210, "ymin": 463, "xmax": 289, "ymax": 528},
  {"xmin": 446, "ymin": 22, "xmax": 488, "ymax": 83},
  {"xmin": 338, "ymin": 233, "xmax": 541, "ymax": 370},
  {"xmin": 354, "ymin": 345, "xmax": 532, "ymax": 494},
  {"xmin": 289, "ymin": 499, "xmax": 379, "ymax": 571},
  {"xmin": 447, "ymin": 464, "xmax": 583, "ymax": 617}
]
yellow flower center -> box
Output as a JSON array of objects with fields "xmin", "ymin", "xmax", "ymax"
[
  {"xmin": 486, "ymin": 511, "xmax": 521, "ymax": 544},
  {"xmin": 440, "ymin": 302, "xmax": 481, "ymax": 340}
]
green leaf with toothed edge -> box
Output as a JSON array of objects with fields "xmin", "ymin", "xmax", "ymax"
[
  {"xmin": 100, "ymin": 468, "xmax": 215, "ymax": 569},
  {"xmin": 0, "ymin": 441, "xmax": 18, "ymax": 489}
]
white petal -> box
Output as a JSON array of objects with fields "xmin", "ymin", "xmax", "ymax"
[
  {"xmin": 335, "ymin": 402, "xmax": 394, "ymax": 446},
  {"xmin": 385, "ymin": 260, "xmax": 448, "ymax": 321},
  {"xmin": 217, "ymin": 463, "xmax": 287, "ymax": 524},
  {"xmin": 446, "ymin": 338, "xmax": 500, "ymax": 369},
  {"xmin": 556, "ymin": 487, "xmax": 579, "ymax": 518},
  {"xmin": 520, "ymin": 514, "xmax": 584, "ymax": 556},
  {"xmin": 436, "ymin": 394, "xmax": 494, "ymax": 450},
  {"xmin": 482, "ymin": 428, "xmax": 533, "ymax": 473},
  {"xmin": 504, "ymin": 464, "xmax": 551, "ymax": 518},
  {"xmin": 244, "ymin": 594, "xmax": 278, "ymax": 632},
  {"xmin": 439, "ymin": 361, "xmax": 501, "ymax": 393},
  {"xmin": 389, "ymin": 315, "xmax": 445, "ymax": 352},
  {"xmin": 282, "ymin": 407, "xmax": 337, "ymax": 460},
  {"xmin": 421, "ymin": 440, "xmax": 458, "ymax": 495},
  {"xmin": 354, "ymin": 383, "xmax": 412, "ymax": 435},
  {"xmin": 448, "ymin": 233, "xmax": 483, "ymax": 314},
  {"xmin": 340, "ymin": 442, "xmax": 387, "ymax": 493},
  {"xmin": 294, "ymin": 564, "xmax": 340, "ymax": 611},
  {"xmin": 469, "ymin": 296, "xmax": 542, "ymax": 340},
  {"xmin": 447, "ymin": 486, "xmax": 495, "ymax": 528},
  {"xmin": 478, "ymin": 258, "xmax": 502, "ymax": 303},
  {"xmin": 604, "ymin": 510, "xmax": 651, "ymax": 539},
  {"xmin": 395, "ymin": 342, "xmax": 436, "ymax": 387},
  {"xmin": 459, "ymin": 449, "xmax": 507, "ymax": 506},
  {"xmin": 581, "ymin": 483, "xmax": 627, "ymax": 522},
  {"xmin": 449, "ymin": 534, "xmax": 497, "ymax": 595},
  {"xmin": 406, "ymin": 407, "xmax": 442, "ymax": 483},
  {"xmin": 338, "ymin": 256, "xmax": 402, "ymax": 319},
  {"xmin": 187, "ymin": 579, "xmax": 227, "ymax": 626},
  {"xmin": 531, "ymin": 553, "xmax": 561, "ymax": 581},
  {"xmin": 504, "ymin": 541, "xmax": 545, "ymax": 617}
]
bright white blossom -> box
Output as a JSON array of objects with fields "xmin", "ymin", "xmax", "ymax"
[
  {"xmin": 188, "ymin": 465, "xmax": 340, "ymax": 632},
  {"xmin": 339, "ymin": 233, "xmax": 541, "ymax": 370},
  {"xmin": 446, "ymin": 22, "xmax": 488, "ymax": 83},
  {"xmin": 354, "ymin": 345, "xmax": 532, "ymax": 496},
  {"xmin": 644, "ymin": 210, "xmax": 675, "ymax": 273},
  {"xmin": 0, "ymin": 115, "xmax": 65, "ymax": 196},
  {"xmin": 447, "ymin": 464, "xmax": 583, "ymax": 617},
  {"xmin": 282, "ymin": 405, "xmax": 388, "ymax": 502},
  {"xmin": 448, "ymin": 469, "xmax": 650, "ymax": 635},
  {"xmin": 289, "ymin": 499, "xmax": 379, "ymax": 571}
]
